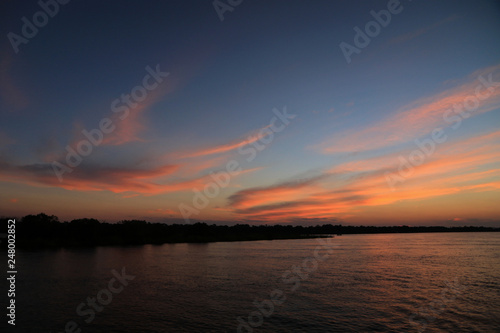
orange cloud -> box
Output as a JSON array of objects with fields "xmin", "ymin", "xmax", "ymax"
[
  {"xmin": 319, "ymin": 64, "xmax": 500, "ymax": 154},
  {"xmin": 0, "ymin": 161, "xmax": 205, "ymax": 195},
  {"xmin": 103, "ymin": 80, "xmax": 172, "ymax": 146},
  {"xmin": 179, "ymin": 125, "xmax": 271, "ymax": 158},
  {"xmin": 0, "ymin": 153, "xmax": 264, "ymax": 202},
  {"xmin": 147, "ymin": 208, "xmax": 180, "ymax": 217},
  {"xmin": 228, "ymin": 174, "xmax": 330, "ymax": 210},
  {"xmin": 229, "ymin": 129, "xmax": 500, "ymax": 222}
]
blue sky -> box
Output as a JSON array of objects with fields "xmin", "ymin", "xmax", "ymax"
[{"xmin": 1, "ymin": 0, "xmax": 499, "ymax": 225}]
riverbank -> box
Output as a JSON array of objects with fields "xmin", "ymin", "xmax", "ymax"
[{"xmin": 3, "ymin": 213, "xmax": 498, "ymax": 249}]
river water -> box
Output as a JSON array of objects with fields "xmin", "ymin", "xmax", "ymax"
[{"xmin": 7, "ymin": 232, "xmax": 500, "ymax": 332}]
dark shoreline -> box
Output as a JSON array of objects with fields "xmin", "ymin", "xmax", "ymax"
[{"xmin": 2, "ymin": 213, "xmax": 499, "ymax": 249}]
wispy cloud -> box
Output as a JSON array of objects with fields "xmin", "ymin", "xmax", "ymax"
[
  {"xmin": 229, "ymin": 129, "xmax": 500, "ymax": 222},
  {"xmin": 317, "ymin": 64, "xmax": 500, "ymax": 154},
  {"xmin": 228, "ymin": 174, "xmax": 330, "ymax": 210},
  {"xmin": 0, "ymin": 153, "xmax": 263, "ymax": 198},
  {"xmin": 178, "ymin": 125, "xmax": 271, "ymax": 158},
  {"xmin": 0, "ymin": 161, "xmax": 204, "ymax": 195},
  {"xmin": 389, "ymin": 15, "xmax": 460, "ymax": 44},
  {"xmin": 100, "ymin": 81, "xmax": 171, "ymax": 146}
]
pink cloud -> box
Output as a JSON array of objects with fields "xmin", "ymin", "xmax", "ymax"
[
  {"xmin": 179, "ymin": 125, "xmax": 272, "ymax": 158},
  {"xmin": 318, "ymin": 64, "xmax": 500, "ymax": 154},
  {"xmin": 228, "ymin": 129, "xmax": 500, "ymax": 222}
]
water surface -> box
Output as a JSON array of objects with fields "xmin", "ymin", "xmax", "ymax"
[{"xmin": 9, "ymin": 232, "xmax": 500, "ymax": 332}]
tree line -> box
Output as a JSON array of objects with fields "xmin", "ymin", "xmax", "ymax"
[{"xmin": 1, "ymin": 213, "xmax": 498, "ymax": 249}]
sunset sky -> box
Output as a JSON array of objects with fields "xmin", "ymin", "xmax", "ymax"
[{"xmin": 1, "ymin": 0, "xmax": 499, "ymax": 226}]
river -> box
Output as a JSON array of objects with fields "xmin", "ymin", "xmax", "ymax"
[{"xmin": 8, "ymin": 232, "xmax": 500, "ymax": 332}]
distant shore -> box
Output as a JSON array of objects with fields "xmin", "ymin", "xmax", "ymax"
[{"xmin": 2, "ymin": 213, "xmax": 498, "ymax": 249}]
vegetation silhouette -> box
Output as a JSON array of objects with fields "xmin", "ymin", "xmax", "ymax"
[{"xmin": 2, "ymin": 213, "xmax": 498, "ymax": 249}]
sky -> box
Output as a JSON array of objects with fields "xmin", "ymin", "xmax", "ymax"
[{"xmin": 0, "ymin": 0, "xmax": 499, "ymax": 226}]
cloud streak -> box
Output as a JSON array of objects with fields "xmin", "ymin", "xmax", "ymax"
[
  {"xmin": 318, "ymin": 64, "xmax": 500, "ymax": 154},
  {"xmin": 389, "ymin": 15, "xmax": 460, "ymax": 44},
  {"xmin": 178, "ymin": 125, "xmax": 272, "ymax": 158},
  {"xmin": 0, "ymin": 160, "xmax": 209, "ymax": 195},
  {"xmin": 228, "ymin": 129, "xmax": 500, "ymax": 222}
]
